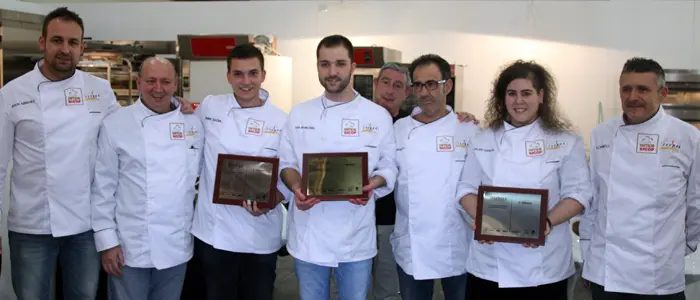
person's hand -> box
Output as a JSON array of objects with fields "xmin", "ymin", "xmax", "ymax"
[
  {"xmin": 101, "ymin": 246, "xmax": 125, "ymax": 277},
  {"xmin": 293, "ymin": 187, "xmax": 320, "ymax": 211},
  {"xmin": 472, "ymin": 221, "xmax": 494, "ymax": 245},
  {"xmin": 456, "ymin": 112, "xmax": 480, "ymax": 125},
  {"xmin": 348, "ymin": 176, "xmax": 384, "ymax": 206},
  {"xmin": 243, "ymin": 200, "xmax": 271, "ymax": 216},
  {"xmin": 176, "ymin": 96, "xmax": 195, "ymax": 114},
  {"xmin": 522, "ymin": 221, "xmax": 551, "ymax": 248}
]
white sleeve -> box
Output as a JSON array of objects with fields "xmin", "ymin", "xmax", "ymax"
[
  {"xmin": 91, "ymin": 122, "xmax": 120, "ymax": 252},
  {"xmin": 103, "ymin": 86, "xmax": 121, "ymax": 116},
  {"xmin": 276, "ymin": 117, "xmax": 294, "ymax": 204},
  {"xmin": 686, "ymin": 133, "xmax": 700, "ymax": 255},
  {"xmin": 279, "ymin": 110, "xmax": 299, "ymax": 179},
  {"xmin": 370, "ymin": 116, "xmax": 397, "ymax": 198},
  {"xmin": 579, "ymin": 134, "xmax": 598, "ymax": 261},
  {"xmin": 558, "ymin": 134, "xmax": 592, "ymax": 211},
  {"xmin": 0, "ymin": 91, "xmax": 15, "ymax": 224},
  {"xmin": 456, "ymin": 141, "xmax": 482, "ymax": 200}
]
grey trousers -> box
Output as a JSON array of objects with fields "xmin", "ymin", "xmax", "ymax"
[{"xmin": 330, "ymin": 225, "xmax": 400, "ymax": 300}]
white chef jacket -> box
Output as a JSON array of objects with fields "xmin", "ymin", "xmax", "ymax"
[
  {"xmin": 91, "ymin": 98, "xmax": 203, "ymax": 269},
  {"xmin": 279, "ymin": 93, "xmax": 397, "ymax": 267},
  {"xmin": 392, "ymin": 106, "xmax": 479, "ymax": 280},
  {"xmin": 190, "ymin": 90, "xmax": 292, "ymax": 254},
  {"xmin": 0, "ymin": 61, "xmax": 120, "ymax": 237},
  {"xmin": 456, "ymin": 119, "xmax": 591, "ymax": 288},
  {"xmin": 582, "ymin": 106, "xmax": 700, "ymax": 295}
]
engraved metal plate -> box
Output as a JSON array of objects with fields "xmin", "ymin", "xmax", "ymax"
[
  {"xmin": 301, "ymin": 152, "xmax": 369, "ymax": 200},
  {"xmin": 212, "ymin": 154, "xmax": 279, "ymax": 209},
  {"xmin": 475, "ymin": 185, "xmax": 549, "ymax": 245}
]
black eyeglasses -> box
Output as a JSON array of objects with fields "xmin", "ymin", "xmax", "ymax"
[{"xmin": 411, "ymin": 80, "xmax": 446, "ymax": 91}]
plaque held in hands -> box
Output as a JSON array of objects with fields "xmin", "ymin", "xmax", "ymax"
[
  {"xmin": 301, "ymin": 152, "xmax": 369, "ymax": 200},
  {"xmin": 212, "ymin": 154, "xmax": 280, "ymax": 209},
  {"xmin": 474, "ymin": 185, "xmax": 549, "ymax": 245}
]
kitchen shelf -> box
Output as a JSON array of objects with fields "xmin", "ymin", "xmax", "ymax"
[{"xmin": 77, "ymin": 54, "xmax": 136, "ymax": 106}]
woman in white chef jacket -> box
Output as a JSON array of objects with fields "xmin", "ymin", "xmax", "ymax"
[{"xmin": 457, "ymin": 60, "xmax": 592, "ymax": 300}]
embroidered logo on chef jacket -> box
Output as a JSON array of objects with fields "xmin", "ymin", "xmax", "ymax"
[
  {"xmin": 64, "ymin": 88, "xmax": 83, "ymax": 105},
  {"xmin": 456, "ymin": 140, "xmax": 468, "ymax": 149},
  {"xmin": 546, "ymin": 140, "xmax": 567, "ymax": 151},
  {"xmin": 246, "ymin": 119, "xmax": 264, "ymax": 136},
  {"xmin": 361, "ymin": 123, "xmax": 379, "ymax": 134},
  {"xmin": 436, "ymin": 136, "xmax": 454, "ymax": 152},
  {"xmin": 525, "ymin": 140, "xmax": 545, "ymax": 157},
  {"xmin": 170, "ymin": 123, "xmax": 185, "ymax": 140},
  {"xmin": 660, "ymin": 140, "xmax": 682, "ymax": 152},
  {"xmin": 636, "ymin": 133, "xmax": 659, "ymax": 154},
  {"xmin": 84, "ymin": 90, "xmax": 99, "ymax": 102},
  {"xmin": 264, "ymin": 125, "xmax": 282, "ymax": 135},
  {"xmin": 187, "ymin": 126, "xmax": 198, "ymax": 137},
  {"xmin": 342, "ymin": 119, "xmax": 360, "ymax": 137}
]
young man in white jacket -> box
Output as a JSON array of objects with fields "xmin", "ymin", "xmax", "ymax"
[
  {"xmin": 189, "ymin": 44, "xmax": 291, "ymax": 300},
  {"xmin": 392, "ymin": 54, "xmax": 480, "ymax": 300},
  {"xmin": 581, "ymin": 57, "xmax": 700, "ymax": 299},
  {"xmin": 91, "ymin": 57, "xmax": 202, "ymax": 300},
  {"xmin": 279, "ymin": 34, "xmax": 398, "ymax": 300}
]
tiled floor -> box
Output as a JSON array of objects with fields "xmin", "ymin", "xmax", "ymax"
[{"xmin": 272, "ymin": 255, "xmax": 594, "ymax": 300}]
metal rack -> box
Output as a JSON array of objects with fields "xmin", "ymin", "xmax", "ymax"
[
  {"xmin": 77, "ymin": 54, "xmax": 136, "ymax": 106},
  {"xmin": 663, "ymin": 69, "xmax": 700, "ymax": 129}
]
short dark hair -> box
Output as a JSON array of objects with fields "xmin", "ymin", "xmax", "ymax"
[
  {"xmin": 42, "ymin": 7, "xmax": 85, "ymax": 38},
  {"xmin": 316, "ymin": 35, "xmax": 353, "ymax": 60},
  {"xmin": 408, "ymin": 54, "xmax": 451, "ymax": 81},
  {"xmin": 226, "ymin": 43, "xmax": 265, "ymax": 73},
  {"xmin": 621, "ymin": 57, "xmax": 666, "ymax": 88}
]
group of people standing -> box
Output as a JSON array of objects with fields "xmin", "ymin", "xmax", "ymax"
[{"xmin": 0, "ymin": 6, "xmax": 698, "ymax": 300}]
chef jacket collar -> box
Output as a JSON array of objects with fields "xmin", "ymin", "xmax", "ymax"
[
  {"xmin": 410, "ymin": 105, "xmax": 455, "ymax": 116},
  {"xmin": 229, "ymin": 88, "xmax": 270, "ymax": 109},
  {"xmin": 32, "ymin": 59, "xmax": 79, "ymax": 88},
  {"xmin": 618, "ymin": 105, "xmax": 665, "ymax": 129}
]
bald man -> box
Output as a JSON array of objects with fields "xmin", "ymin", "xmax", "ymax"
[{"xmin": 90, "ymin": 57, "xmax": 204, "ymax": 300}]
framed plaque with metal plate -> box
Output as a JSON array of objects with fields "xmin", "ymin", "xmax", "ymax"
[
  {"xmin": 474, "ymin": 185, "xmax": 549, "ymax": 245},
  {"xmin": 301, "ymin": 152, "xmax": 369, "ymax": 200},
  {"xmin": 212, "ymin": 154, "xmax": 280, "ymax": 209}
]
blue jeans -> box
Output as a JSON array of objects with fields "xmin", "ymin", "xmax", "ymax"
[
  {"xmin": 396, "ymin": 264, "xmax": 467, "ymax": 300},
  {"xmin": 9, "ymin": 230, "xmax": 101, "ymax": 300},
  {"xmin": 108, "ymin": 263, "xmax": 187, "ymax": 300},
  {"xmin": 294, "ymin": 257, "xmax": 372, "ymax": 300}
]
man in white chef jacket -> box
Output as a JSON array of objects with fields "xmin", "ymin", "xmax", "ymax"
[
  {"xmin": 391, "ymin": 54, "xmax": 479, "ymax": 299},
  {"xmin": 189, "ymin": 44, "xmax": 291, "ymax": 300},
  {"xmin": 90, "ymin": 57, "xmax": 203, "ymax": 299},
  {"xmin": 0, "ymin": 8, "xmax": 118, "ymax": 300},
  {"xmin": 581, "ymin": 57, "xmax": 700, "ymax": 299},
  {"xmin": 279, "ymin": 34, "xmax": 398, "ymax": 300}
]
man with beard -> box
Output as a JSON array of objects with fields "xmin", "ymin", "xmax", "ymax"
[
  {"xmin": 580, "ymin": 57, "xmax": 700, "ymax": 299},
  {"xmin": 0, "ymin": 7, "xmax": 192, "ymax": 300},
  {"xmin": 91, "ymin": 57, "xmax": 203, "ymax": 300},
  {"xmin": 279, "ymin": 34, "xmax": 398, "ymax": 300}
]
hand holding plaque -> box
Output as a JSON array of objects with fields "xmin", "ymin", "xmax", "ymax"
[
  {"xmin": 301, "ymin": 152, "xmax": 369, "ymax": 201},
  {"xmin": 212, "ymin": 154, "xmax": 280, "ymax": 210},
  {"xmin": 474, "ymin": 185, "xmax": 549, "ymax": 246}
]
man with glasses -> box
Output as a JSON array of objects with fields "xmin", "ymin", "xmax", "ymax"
[
  {"xmin": 330, "ymin": 62, "xmax": 479, "ymax": 300},
  {"xmin": 390, "ymin": 54, "xmax": 478, "ymax": 299}
]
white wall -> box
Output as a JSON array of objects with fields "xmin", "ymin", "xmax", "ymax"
[
  {"xmin": 1, "ymin": 0, "xmax": 53, "ymax": 14},
  {"xmin": 188, "ymin": 55, "xmax": 294, "ymax": 113},
  {"xmin": 63, "ymin": 0, "xmax": 700, "ymax": 146}
]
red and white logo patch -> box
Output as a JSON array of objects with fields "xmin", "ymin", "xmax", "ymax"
[
  {"xmin": 525, "ymin": 140, "xmax": 545, "ymax": 157},
  {"xmin": 170, "ymin": 123, "xmax": 185, "ymax": 140}
]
